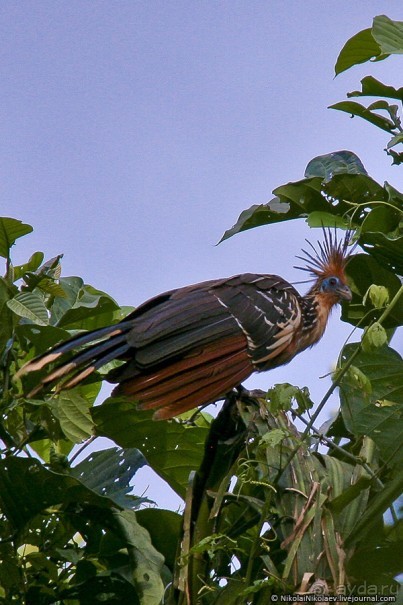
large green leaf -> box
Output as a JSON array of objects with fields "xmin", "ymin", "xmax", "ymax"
[
  {"xmin": 360, "ymin": 230, "xmax": 403, "ymax": 276},
  {"xmin": 51, "ymin": 392, "xmax": 95, "ymax": 443},
  {"xmin": 218, "ymin": 198, "xmax": 297, "ymax": 242},
  {"xmin": 7, "ymin": 291, "xmax": 49, "ymax": 326},
  {"xmin": 0, "ymin": 217, "xmax": 33, "ymax": 259},
  {"xmin": 372, "ymin": 14, "xmax": 403, "ymax": 55},
  {"xmin": 344, "ymin": 472, "xmax": 403, "ymax": 548},
  {"xmin": 15, "ymin": 323, "xmax": 69, "ymax": 353},
  {"xmin": 219, "ymin": 176, "xmax": 353, "ymax": 242},
  {"xmin": 0, "ymin": 457, "xmax": 113, "ymax": 530},
  {"xmin": 347, "ymin": 541, "xmax": 403, "ymax": 591},
  {"xmin": 360, "ymin": 205, "xmax": 401, "ymax": 235},
  {"xmin": 72, "ymin": 447, "xmax": 148, "ymax": 509},
  {"xmin": 112, "ymin": 509, "xmax": 165, "ymax": 605},
  {"xmin": 340, "ymin": 345, "xmax": 403, "ymax": 466},
  {"xmin": 92, "ymin": 398, "xmax": 210, "ymax": 498},
  {"xmin": 343, "ymin": 253, "xmax": 403, "ymax": 328},
  {"xmin": 51, "ymin": 277, "xmax": 120, "ymax": 329},
  {"xmin": 334, "ymin": 27, "xmax": 382, "ymax": 75},
  {"xmin": 352, "ymin": 405, "xmax": 403, "ymax": 468},
  {"xmin": 320, "ymin": 455, "xmax": 370, "ymax": 537},
  {"xmin": 341, "ymin": 344, "xmax": 403, "ymax": 404},
  {"xmin": 358, "ymin": 203, "xmax": 403, "ymax": 275},
  {"xmin": 304, "ymin": 150, "xmax": 367, "ymax": 181},
  {"xmin": 136, "ymin": 508, "xmax": 182, "ymax": 570},
  {"xmin": 12, "ymin": 251, "xmax": 44, "ymax": 282}
]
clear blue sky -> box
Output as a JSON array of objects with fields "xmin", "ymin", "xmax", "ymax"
[{"xmin": 2, "ymin": 2, "xmax": 401, "ymax": 507}]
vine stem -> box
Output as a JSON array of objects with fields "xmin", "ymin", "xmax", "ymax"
[
  {"xmin": 293, "ymin": 411, "xmax": 384, "ymax": 489},
  {"xmin": 377, "ymin": 284, "xmax": 403, "ymax": 325},
  {"xmin": 275, "ymin": 284, "xmax": 403, "ymax": 483},
  {"xmin": 69, "ymin": 435, "xmax": 97, "ymax": 464}
]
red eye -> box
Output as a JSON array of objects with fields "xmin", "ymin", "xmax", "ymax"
[{"xmin": 328, "ymin": 277, "xmax": 337, "ymax": 286}]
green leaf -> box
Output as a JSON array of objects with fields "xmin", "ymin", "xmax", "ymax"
[
  {"xmin": 260, "ymin": 428, "xmax": 288, "ymax": 447},
  {"xmin": 361, "ymin": 322, "xmax": 388, "ymax": 351},
  {"xmin": 136, "ymin": 508, "xmax": 182, "ymax": 569},
  {"xmin": 372, "ymin": 15, "xmax": 403, "ymax": 55},
  {"xmin": 0, "ymin": 277, "xmax": 16, "ymax": 352},
  {"xmin": 339, "ymin": 344, "xmax": 403, "ymax": 436},
  {"xmin": 367, "ymin": 99, "xmax": 400, "ymax": 124},
  {"xmin": 363, "ymin": 285, "xmax": 390, "ymax": 309},
  {"xmin": 266, "ymin": 383, "xmax": 312, "ymax": 414},
  {"xmin": 52, "ymin": 279, "xmax": 120, "ymax": 329},
  {"xmin": 342, "ymin": 254, "xmax": 402, "ymax": 328},
  {"xmin": 387, "ymin": 133, "xmax": 403, "ymax": 149},
  {"xmin": 112, "ymin": 509, "xmax": 165, "ymax": 605},
  {"xmin": 72, "ymin": 447, "xmax": 149, "ymax": 509},
  {"xmin": 13, "ymin": 251, "xmax": 44, "ymax": 282},
  {"xmin": 353, "ymin": 405, "xmax": 403, "ymax": 468},
  {"xmin": 307, "ymin": 212, "xmax": 348, "ymax": 229},
  {"xmin": 329, "ymin": 101, "xmax": 396, "ymax": 133},
  {"xmin": 51, "ymin": 392, "xmax": 94, "ymax": 443},
  {"xmin": 0, "ymin": 217, "xmax": 33, "ymax": 259},
  {"xmin": 344, "ymin": 344, "xmax": 403, "ymax": 403},
  {"xmin": 361, "ymin": 205, "xmax": 401, "ymax": 236},
  {"xmin": 92, "ymin": 398, "xmax": 210, "ymax": 498},
  {"xmin": 347, "ymin": 541, "xmax": 403, "ymax": 587},
  {"xmin": 347, "ymin": 75, "xmax": 403, "ymax": 101},
  {"xmin": 360, "ymin": 229, "xmax": 403, "ymax": 276},
  {"xmin": 304, "ymin": 150, "xmax": 368, "ymax": 181},
  {"xmin": 7, "ymin": 291, "xmax": 49, "ymax": 326},
  {"xmin": 218, "ymin": 199, "xmax": 293, "ymax": 243},
  {"xmin": 345, "ymin": 472, "xmax": 403, "ymax": 547},
  {"xmin": 49, "ymin": 276, "xmax": 83, "ymax": 324},
  {"xmin": 319, "ymin": 453, "xmax": 371, "ymax": 548},
  {"xmin": 334, "ymin": 28, "xmax": 382, "ymax": 76},
  {"xmin": 0, "ymin": 457, "xmax": 114, "ymax": 530},
  {"xmin": 15, "ymin": 323, "xmax": 69, "ymax": 353},
  {"xmin": 29, "ymin": 437, "xmax": 73, "ymax": 465},
  {"xmin": 35, "ymin": 277, "xmax": 67, "ymax": 298},
  {"xmin": 324, "ymin": 173, "xmax": 384, "ymax": 210}
]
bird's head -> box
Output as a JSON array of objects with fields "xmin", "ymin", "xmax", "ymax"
[
  {"xmin": 295, "ymin": 228, "xmax": 354, "ymax": 306},
  {"xmin": 318, "ymin": 275, "xmax": 352, "ymax": 302}
]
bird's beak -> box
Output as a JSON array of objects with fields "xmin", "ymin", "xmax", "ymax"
[{"xmin": 336, "ymin": 284, "xmax": 352, "ymax": 302}]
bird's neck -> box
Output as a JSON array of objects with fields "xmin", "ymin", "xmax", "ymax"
[{"xmin": 299, "ymin": 291, "xmax": 337, "ymax": 349}]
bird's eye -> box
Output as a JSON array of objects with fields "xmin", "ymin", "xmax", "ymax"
[{"xmin": 328, "ymin": 277, "xmax": 338, "ymax": 287}]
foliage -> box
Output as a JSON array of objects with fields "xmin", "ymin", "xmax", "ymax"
[{"xmin": 0, "ymin": 13, "xmax": 402, "ymax": 605}]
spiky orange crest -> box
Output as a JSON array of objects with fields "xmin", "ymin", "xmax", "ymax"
[{"xmin": 295, "ymin": 228, "xmax": 354, "ymax": 284}]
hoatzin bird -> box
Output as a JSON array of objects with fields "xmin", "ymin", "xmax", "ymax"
[{"xmin": 18, "ymin": 230, "xmax": 352, "ymax": 420}]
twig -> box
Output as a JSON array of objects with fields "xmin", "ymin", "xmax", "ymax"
[
  {"xmin": 69, "ymin": 435, "xmax": 97, "ymax": 465},
  {"xmin": 293, "ymin": 411, "xmax": 383, "ymax": 489}
]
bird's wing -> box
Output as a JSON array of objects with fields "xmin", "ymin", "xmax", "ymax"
[
  {"xmin": 211, "ymin": 274, "xmax": 303, "ymax": 370},
  {"xmin": 115, "ymin": 274, "xmax": 303, "ymax": 418},
  {"xmin": 107, "ymin": 282, "xmax": 252, "ymax": 418}
]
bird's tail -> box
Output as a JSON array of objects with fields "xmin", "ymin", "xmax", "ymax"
[{"xmin": 16, "ymin": 322, "xmax": 132, "ymax": 397}]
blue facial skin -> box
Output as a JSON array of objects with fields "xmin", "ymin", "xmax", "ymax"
[{"xmin": 320, "ymin": 276, "xmax": 352, "ymax": 301}]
